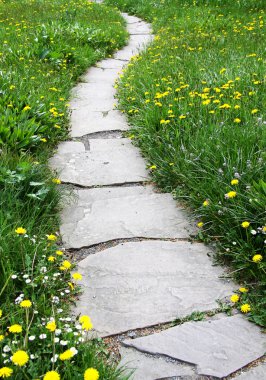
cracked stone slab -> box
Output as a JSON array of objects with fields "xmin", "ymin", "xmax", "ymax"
[
  {"xmin": 71, "ymin": 82, "xmax": 116, "ymax": 109},
  {"xmin": 127, "ymin": 21, "xmax": 152, "ymax": 35},
  {"xmin": 123, "ymin": 315, "xmax": 266, "ymax": 379},
  {"xmin": 75, "ymin": 240, "xmax": 233, "ymax": 336},
  {"xmin": 60, "ymin": 186, "xmax": 193, "ymax": 249},
  {"xmin": 118, "ymin": 347, "xmax": 196, "ymax": 380},
  {"xmin": 56, "ymin": 141, "xmax": 85, "ymax": 154},
  {"xmin": 50, "ymin": 138, "xmax": 149, "ymax": 187},
  {"xmin": 234, "ymin": 362, "xmax": 266, "ymax": 379},
  {"xmin": 97, "ymin": 58, "xmax": 126, "ymax": 69},
  {"xmin": 81, "ymin": 67, "xmax": 121, "ymax": 84},
  {"xmin": 70, "ymin": 109, "xmax": 128, "ymax": 137}
]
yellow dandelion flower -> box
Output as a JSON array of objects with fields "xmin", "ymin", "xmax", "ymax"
[
  {"xmin": 11, "ymin": 350, "xmax": 29, "ymax": 366},
  {"xmin": 219, "ymin": 68, "xmax": 226, "ymax": 74},
  {"xmin": 149, "ymin": 165, "xmax": 156, "ymax": 170},
  {"xmin": 68, "ymin": 282, "xmax": 74, "ymax": 291},
  {"xmin": 56, "ymin": 250, "xmax": 64, "ymax": 256},
  {"xmin": 0, "ymin": 310, "xmax": 2, "ymax": 318},
  {"xmin": 197, "ymin": 222, "xmax": 204, "ymax": 228},
  {"xmin": 84, "ymin": 368, "xmax": 99, "ymax": 380},
  {"xmin": 179, "ymin": 114, "xmax": 186, "ymax": 119},
  {"xmin": 40, "ymin": 138, "xmax": 47, "ymax": 143},
  {"xmin": 59, "ymin": 349, "xmax": 74, "ymax": 361},
  {"xmin": 251, "ymin": 109, "xmax": 258, "ymax": 114},
  {"xmin": 44, "ymin": 371, "xmax": 60, "ymax": 380},
  {"xmin": 239, "ymin": 287, "xmax": 248, "ymax": 293},
  {"xmin": 46, "ymin": 321, "xmax": 56, "ymax": 332},
  {"xmin": 52, "ymin": 178, "xmax": 61, "ymax": 185},
  {"xmin": 0, "ymin": 367, "xmax": 13, "ymax": 378},
  {"xmin": 82, "ymin": 319, "xmax": 93, "ymax": 331},
  {"xmin": 15, "ymin": 227, "xmax": 26, "ymax": 235},
  {"xmin": 72, "ymin": 273, "xmax": 83, "ymax": 281},
  {"xmin": 203, "ymin": 200, "xmax": 209, "ymax": 207},
  {"xmin": 23, "ymin": 105, "xmax": 31, "ymax": 111},
  {"xmin": 230, "ymin": 294, "xmax": 240, "ymax": 303},
  {"xmin": 219, "ymin": 104, "xmax": 231, "ymax": 109},
  {"xmin": 252, "ymin": 254, "xmax": 263, "ymax": 263},
  {"xmin": 47, "ymin": 234, "xmax": 57, "ymax": 241},
  {"xmin": 231, "ymin": 179, "xmax": 239, "ymax": 185},
  {"xmin": 48, "ymin": 256, "xmax": 56, "ymax": 262},
  {"xmin": 241, "ymin": 221, "xmax": 250, "ymax": 228},
  {"xmin": 20, "ymin": 300, "xmax": 32, "ymax": 308},
  {"xmin": 240, "ymin": 304, "xmax": 251, "ymax": 313},
  {"xmin": 234, "ymin": 118, "xmax": 241, "ymax": 123},
  {"xmin": 0, "ymin": 335, "xmax": 4, "ymax": 342},
  {"xmin": 9, "ymin": 324, "xmax": 22, "ymax": 333},
  {"xmin": 225, "ymin": 191, "xmax": 237, "ymax": 199}
]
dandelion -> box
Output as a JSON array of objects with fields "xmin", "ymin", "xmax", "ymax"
[
  {"xmin": 47, "ymin": 234, "xmax": 57, "ymax": 241},
  {"xmin": 41, "ymin": 138, "xmax": 47, "ymax": 143},
  {"xmin": 230, "ymin": 294, "xmax": 239, "ymax": 303},
  {"xmin": 46, "ymin": 321, "xmax": 57, "ymax": 332},
  {"xmin": 203, "ymin": 200, "xmax": 209, "ymax": 207},
  {"xmin": 59, "ymin": 260, "xmax": 71, "ymax": 271},
  {"xmin": 241, "ymin": 221, "xmax": 250, "ymax": 228},
  {"xmin": 84, "ymin": 368, "xmax": 100, "ymax": 380},
  {"xmin": 219, "ymin": 68, "xmax": 226, "ymax": 74},
  {"xmin": 239, "ymin": 287, "xmax": 248, "ymax": 293},
  {"xmin": 234, "ymin": 118, "xmax": 241, "ymax": 123},
  {"xmin": 15, "ymin": 227, "xmax": 26, "ymax": 235},
  {"xmin": 9, "ymin": 324, "xmax": 22, "ymax": 333},
  {"xmin": 0, "ymin": 367, "xmax": 13, "ymax": 378},
  {"xmin": 44, "ymin": 371, "xmax": 60, "ymax": 380},
  {"xmin": 0, "ymin": 335, "xmax": 4, "ymax": 342},
  {"xmin": 11, "ymin": 350, "xmax": 29, "ymax": 366},
  {"xmin": 0, "ymin": 310, "xmax": 2, "ymax": 318},
  {"xmin": 252, "ymin": 254, "xmax": 263, "ymax": 263},
  {"xmin": 52, "ymin": 178, "xmax": 61, "ymax": 185},
  {"xmin": 225, "ymin": 191, "xmax": 237, "ymax": 199},
  {"xmin": 149, "ymin": 165, "xmax": 156, "ymax": 170},
  {"xmin": 23, "ymin": 105, "xmax": 31, "ymax": 111},
  {"xmin": 56, "ymin": 250, "xmax": 64, "ymax": 256},
  {"xmin": 251, "ymin": 109, "xmax": 258, "ymax": 114},
  {"xmin": 20, "ymin": 300, "xmax": 32, "ymax": 308},
  {"xmin": 197, "ymin": 222, "xmax": 204, "ymax": 228},
  {"xmin": 231, "ymin": 179, "xmax": 239, "ymax": 185},
  {"xmin": 72, "ymin": 273, "xmax": 83, "ymax": 281},
  {"xmin": 82, "ymin": 319, "xmax": 93, "ymax": 331},
  {"xmin": 48, "ymin": 256, "xmax": 56, "ymax": 262},
  {"xmin": 59, "ymin": 349, "xmax": 75, "ymax": 361},
  {"xmin": 241, "ymin": 304, "xmax": 251, "ymax": 313}
]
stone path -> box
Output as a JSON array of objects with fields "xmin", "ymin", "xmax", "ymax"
[{"xmin": 51, "ymin": 4, "xmax": 266, "ymax": 379}]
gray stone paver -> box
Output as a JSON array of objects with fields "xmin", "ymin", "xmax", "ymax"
[
  {"xmin": 234, "ymin": 363, "xmax": 266, "ymax": 379},
  {"xmin": 119, "ymin": 347, "xmax": 196, "ymax": 380},
  {"xmin": 50, "ymin": 138, "xmax": 149, "ymax": 186},
  {"xmin": 61, "ymin": 186, "xmax": 193, "ymax": 249},
  {"xmin": 75, "ymin": 240, "xmax": 233, "ymax": 336},
  {"xmin": 122, "ymin": 315, "xmax": 266, "ymax": 379},
  {"xmin": 52, "ymin": 6, "xmax": 266, "ymax": 378}
]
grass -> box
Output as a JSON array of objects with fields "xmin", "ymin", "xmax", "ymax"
[
  {"xmin": 105, "ymin": 0, "xmax": 266, "ymax": 326},
  {"xmin": 0, "ymin": 0, "xmax": 129, "ymax": 378}
]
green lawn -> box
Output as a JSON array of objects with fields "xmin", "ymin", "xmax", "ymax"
[
  {"xmin": 0, "ymin": 0, "xmax": 128, "ymax": 378},
  {"xmin": 106, "ymin": 0, "xmax": 266, "ymax": 326}
]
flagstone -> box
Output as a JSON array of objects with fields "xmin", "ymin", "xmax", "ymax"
[
  {"xmin": 70, "ymin": 109, "xmax": 128, "ymax": 137},
  {"xmin": 123, "ymin": 315, "xmax": 266, "ymax": 379},
  {"xmin": 118, "ymin": 347, "xmax": 196, "ymax": 380},
  {"xmin": 50, "ymin": 138, "xmax": 149, "ymax": 187},
  {"xmin": 60, "ymin": 186, "xmax": 193, "ymax": 249},
  {"xmin": 75, "ymin": 240, "xmax": 233, "ymax": 336}
]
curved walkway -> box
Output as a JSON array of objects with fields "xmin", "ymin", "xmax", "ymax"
[{"xmin": 51, "ymin": 4, "xmax": 265, "ymax": 380}]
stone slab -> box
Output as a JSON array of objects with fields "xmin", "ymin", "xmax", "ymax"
[
  {"xmin": 57, "ymin": 141, "xmax": 85, "ymax": 154},
  {"xmin": 71, "ymin": 82, "xmax": 116, "ymax": 108},
  {"xmin": 119, "ymin": 346, "xmax": 196, "ymax": 380},
  {"xmin": 82, "ymin": 67, "xmax": 121, "ymax": 84},
  {"xmin": 114, "ymin": 34, "xmax": 153, "ymax": 61},
  {"xmin": 75, "ymin": 241, "xmax": 233, "ymax": 336},
  {"xmin": 60, "ymin": 186, "xmax": 193, "ymax": 249},
  {"xmin": 97, "ymin": 58, "xmax": 126, "ymax": 69},
  {"xmin": 234, "ymin": 363, "xmax": 266, "ymax": 379},
  {"xmin": 123, "ymin": 315, "xmax": 266, "ymax": 379},
  {"xmin": 127, "ymin": 21, "xmax": 152, "ymax": 35},
  {"xmin": 50, "ymin": 138, "xmax": 149, "ymax": 187},
  {"xmin": 70, "ymin": 110, "xmax": 128, "ymax": 137},
  {"xmin": 122, "ymin": 13, "xmax": 142, "ymax": 24}
]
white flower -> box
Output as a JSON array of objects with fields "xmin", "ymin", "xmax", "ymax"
[
  {"xmin": 54, "ymin": 337, "xmax": 60, "ymax": 343},
  {"xmin": 25, "ymin": 279, "xmax": 31, "ymax": 284},
  {"xmin": 52, "ymin": 296, "xmax": 60, "ymax": 304},
  {"xmin": 70, "ymin": 347, "xmax": 78, "ymax": 356},
  {"xmin": 30, "ymin": 354, "xmax": 36, "ymax": 359},
  {"xmin": 57, "ymin": 308, "xmax": 63, "ymax": 313},
  {"xmin": 51, "ymin": 354, "xmax": 58, "ymax": 363},
  {"xmin": 23, "ymin": 274, "xmax": 29, "ymax": 279},
  {"xmin": 60, "ymin": 340, "xmax": 68, "ymax": 346},
  {"xmin": 65, "ymin": 290, "xmax": 70, "ymax": 294},
  {"xmin": 75, "ymin": 324, "xmax": 82, "ymax": 330},
  {"xmin": 251, "ymin": 230, "xmax": 257, "ymax": 235},
  {"xmin": 39, "ymin": 334, "xmax": 47, "ymax": 340},
  {"xmin": 66, "ymin": 328, "xmax": 73, "ymax": 333},
  {"xmin": 11, "ymin": 275, "xmax": 17, "ymax": 279},
  {"xmin": 29, "ymin": 336, "xmax": 36, "ymax": 341},
  {"xmin": 55, "ymin": 329, "xmax": 62, "ymax": 336},
  {"xmin": 3, "ymin": 346, "xmax": 11, "ymax": 353},
  {"xmin": 40, "ymin": 267, "xmax": 47, "ymax": 273}
]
